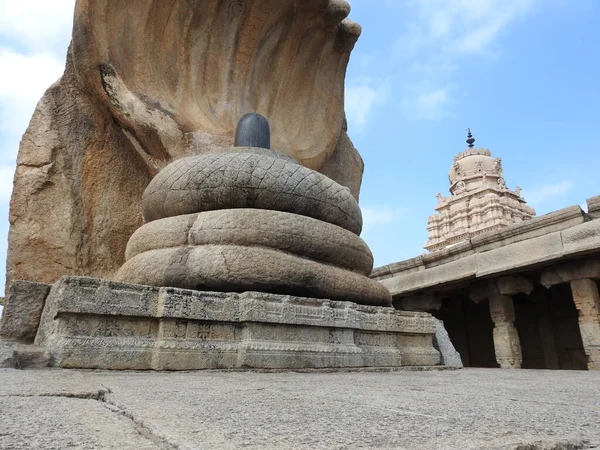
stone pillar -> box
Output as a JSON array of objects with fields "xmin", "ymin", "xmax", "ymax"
[
  {"xmin": 569, "ymin": 279, "xmax": 600, "ymax": 370},
  {"xmin": 489, "ymin": 295, "xmax": 522, "ymax": 369}
]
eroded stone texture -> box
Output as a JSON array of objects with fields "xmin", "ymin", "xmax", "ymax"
[
  {"xmin": 117, "ymin": 244, "xmax": 388, "ymax": 306},
  {"xmin": 588, "ymin": 195, "xmax": 600, "ymax": 219},
  {"xmin": 570, "ymin": 279, "xmax": 600, "ymax": 370},
  {"xmin": 0, "ymin": 341, "xmax": 50, "ymax": 369},
  {"xmin": 73, "ymin": 0, "xmax": 360, "ymax": 170},
  {"xmin": 489, "ymin": 294, "xmax": 522, "ymax": 369},
  {"xmin": 7, "ymin": 0, "xmax": 364, "ymax": 288},
  {"xmin": 319, "ymin": 129, "xmax": 364, "ymax": 201},
  {"xmin": 432, "ymin": 318, "xmax": 463, "ymax": 368},
  {"xmin": 35, "ymin": 277, "xmax": 439, "ymax": 370},
  {"xmin": 117, "ymin": 144, "xmax": 390, "ymax": 307},
  {"xmin": 7, "ymin": 67, "xmax": 151, "ymax": 289},
  {"xmin": 125, "ymin": 209, "xmax": 374, "ymax": 275},
  {"xmin": 0, "ymin": 281, "xmax": 51, "ymax": 343}
]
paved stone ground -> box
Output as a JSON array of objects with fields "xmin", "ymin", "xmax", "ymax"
[{"xmin": 1, "ymin": 368, "xmax": 599, "ymax": 450}]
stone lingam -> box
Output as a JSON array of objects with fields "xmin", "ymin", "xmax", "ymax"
[
  {"xmin": 30, "ymin": 114, "xmax": 440, "ymax": 370},
  {"xmin": 115, "ymin": 113, "xmax": 390, "ymax": 307}
]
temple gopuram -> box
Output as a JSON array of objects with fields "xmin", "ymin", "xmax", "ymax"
[{"xmin": 425, "ymin": 131, "xmax": 536, "ymax": 252}]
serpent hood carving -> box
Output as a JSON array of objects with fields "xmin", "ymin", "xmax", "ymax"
[
  {"xmin": 73, "ymin": 0, "xmax": 361, "ymax": 170},
  {"xmin": 7, "ymin": 0, "xmax": 366, "ymax": 287}
]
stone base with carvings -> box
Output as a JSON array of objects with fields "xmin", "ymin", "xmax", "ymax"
[{"xmin": 35, "ymin": 277, "xmax": 441, "ymax": 370}]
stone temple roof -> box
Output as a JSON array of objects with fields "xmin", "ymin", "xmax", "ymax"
[
  {"xmin": 448, "ymin": 148, "xmax": 501, "ymax": 189},
  {"xmin": 425, "ymin": 135, "xmax": 536, "ymax": 252}
]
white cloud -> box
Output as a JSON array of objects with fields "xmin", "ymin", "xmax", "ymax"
[
  {"xmin": 0, "ymin": 0, "xmax": 76, "ymax": 52},
  {"xmin": 415, "ymin": 87, "xmax": 451, "ymax": 120},
  {"xmin": 403, "ymin": 0, "xmax": 538, "ymax": 56},
  {"xmin": 0, "ymin": 49, "xmax": 65, "ymax": 164},
  {"xmin": 345, "ymin": 81, "xmax": 389, "ymax": 130},
  {"xmin": 522, "ymin": 180, "xmax": 574, "ymax": 206},
  {"xmin": 0, "ymin": 49, "xmax": 65, "ymax": 131},
  {"xmin": 0, "ymin": 0, "xmax": 73, "ymax": 169},
  {"xmin": 397, "ymin": 0, "xmax": 539, "ymax": 120},
  {"xmin": 362, "ymin": 205, "xmax": 406, "ymax": 230}
]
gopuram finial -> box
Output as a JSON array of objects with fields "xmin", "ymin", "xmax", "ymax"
[
  {"xmin": 234, "ymin": 113, "xmax": 271, "ymax": 149},
  {"xmin": 466, "ymin": 128, "xmax": 475, "ymax": 148}
]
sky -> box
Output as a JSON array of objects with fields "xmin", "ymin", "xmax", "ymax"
[{"xmin": 0, "ymin": 0, "xmax": 599, "ymax": 309}]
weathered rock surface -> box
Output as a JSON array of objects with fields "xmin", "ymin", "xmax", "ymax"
[
  {"xmin": 117, "ymin": 244, "xmax": 389, "ymax": 305},
  {"xmin": 2, "ymin": 369, "xmax": 600, "ymax": 449},
  {"xmin": 1, "ymin": 395, "xmax": 160, "ymax": 449},
  {"xmin": 433, "ymin": 318, "xmax": 463, "ymax": 368},
  {"xmin": 7, "ymin": 0, "xmax": 364, "ymax": 288},
  {"xmin": 73, "ymin": 0, "xmax": 360, "ymax": 170},
  {"xmin": 588, "ymin": 195, "xmax": 600, "ymax": 219},
  {"xmin": 320, "ymin": 128, "xmax": 364, "ymax": 201},
  {"xmin": 7, "ymin": 66, "xmax": 152, "ymax": 288},
  {"xmin": 0, "ymin": 340, "xmax": 15, "ymax": 368},
  {"xmin": 125, "ymin": 209, "xmax": 374, "ymax": 275},
  {"xmin": 35, "ymin": 276, "xmax": 436, "ymax": 370},
  {"xmin": 0, "ymin": 281, "xmax": 51, "ymax": 343},
  {"xmin": 0, "ymin": 341, "xmax": 50, "ymax": 369}
]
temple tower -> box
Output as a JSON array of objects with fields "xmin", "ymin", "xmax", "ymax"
[{"xmin": 425, "ymin": 132, "xmax": 536, "ymax": 252}]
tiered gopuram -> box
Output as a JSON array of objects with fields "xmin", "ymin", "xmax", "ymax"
[{"xmin": 425, "ymin": 132, "xmax": 536, "ymax": 252}]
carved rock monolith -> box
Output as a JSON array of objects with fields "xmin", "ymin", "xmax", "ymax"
[
  {"xmin": 7, "ymin": 0, "xmax": 365, "ymax": 288},
  {"xmin": 115, "ymin": 115, "xmax": 390, "ymax": 306}
]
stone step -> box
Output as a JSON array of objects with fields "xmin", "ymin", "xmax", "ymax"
[{"xmin": 0, "ymin": 340, "xmax": 49, "ymax": 369}]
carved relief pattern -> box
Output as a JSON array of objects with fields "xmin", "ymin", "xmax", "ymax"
[
  {"xmin": 228, "ymin": 0, "xmax": 246, "ymax": 20},
  {"xmin": 42, "ymin": 277, "xmax": 440, "ymax": 371},
  {"xmin": 489, "ymin": 295, "xmax": 522, "ymax": 369},
  {"xmin": 569, "ymin": 279, "xmax": 600, "ymax": 370}
]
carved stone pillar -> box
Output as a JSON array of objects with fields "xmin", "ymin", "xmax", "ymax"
[
  {"xmin": 489, "ymin": 294, "xmax": 522, "ymax": 369},
  {"xmin": 569, "ymin": 279, "xmax": 600, "ymax": 370}
]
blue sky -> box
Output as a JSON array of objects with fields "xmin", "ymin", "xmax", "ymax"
[{"xmin": 0, "ymin": 0, "xmax": 599, "ymax": 307}]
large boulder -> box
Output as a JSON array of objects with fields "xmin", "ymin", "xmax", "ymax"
[{"xmin": 7, "ymin": 0, "xmax": 364, "ymax": 288}]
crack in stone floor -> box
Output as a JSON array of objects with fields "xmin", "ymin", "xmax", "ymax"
[
  {"xmin": 2, "ymin": 369, "xmax": 600, "ymax": 449},
  {"xmin": 2, "ymin": 388, "xmax": 176, "ymax": 450}
]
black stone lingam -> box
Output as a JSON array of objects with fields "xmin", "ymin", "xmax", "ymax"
[{"xmin": 234, "ymin": 113, "xmax": 271, "ymax": 149}]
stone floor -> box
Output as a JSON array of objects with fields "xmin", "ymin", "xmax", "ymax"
[{"xmin": 0, "ymin": 368, "xmax": 599, "ymax": 450}]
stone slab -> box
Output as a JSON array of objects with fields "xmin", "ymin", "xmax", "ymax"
[
  {"xmin": 541, "ymin": 259, "xmax": 600, "ymax": 288},
  {"xmin": 0, "ymin": 340, "xmax": 50, "ymax": 369},
  {"xmin": 433, "ymin": 318, "xmax": 463, "ymax": 368},
  {"xmin": 35, "ymin": 276, "xmax": 440, "ymax": 371},
  {"xmin": 380, "ymin": 255, "xmax": 477, "ymax": 296},
  {"xmin": 562, "ymin": 219, "xmax": 600, "ymax": 255},
  {"xmin": 476, "ymin": 231, "xmax": 565, "ymax": 277},
  {"xmin": 1, "ymin": 368, "xmax": 599, "ymax": 449},
  {"xmin": 0, "ymin": 340, "xmax": 15, "ymax": 368},
  {"xmin": 0, "ymin": 396, "xmax": 160, "ymax": 449},
  {"xmin": 0, "ymin": 281, "xmax": 50, "ymax": 342},
  {"xmin": 588, "ymin": 195, "xmax": 600, "ymax": 219}
]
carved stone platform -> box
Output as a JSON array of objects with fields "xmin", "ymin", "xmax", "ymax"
[{"xmin": 35, "ymin": 277, "xmax": 441, "ymax": 370}]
